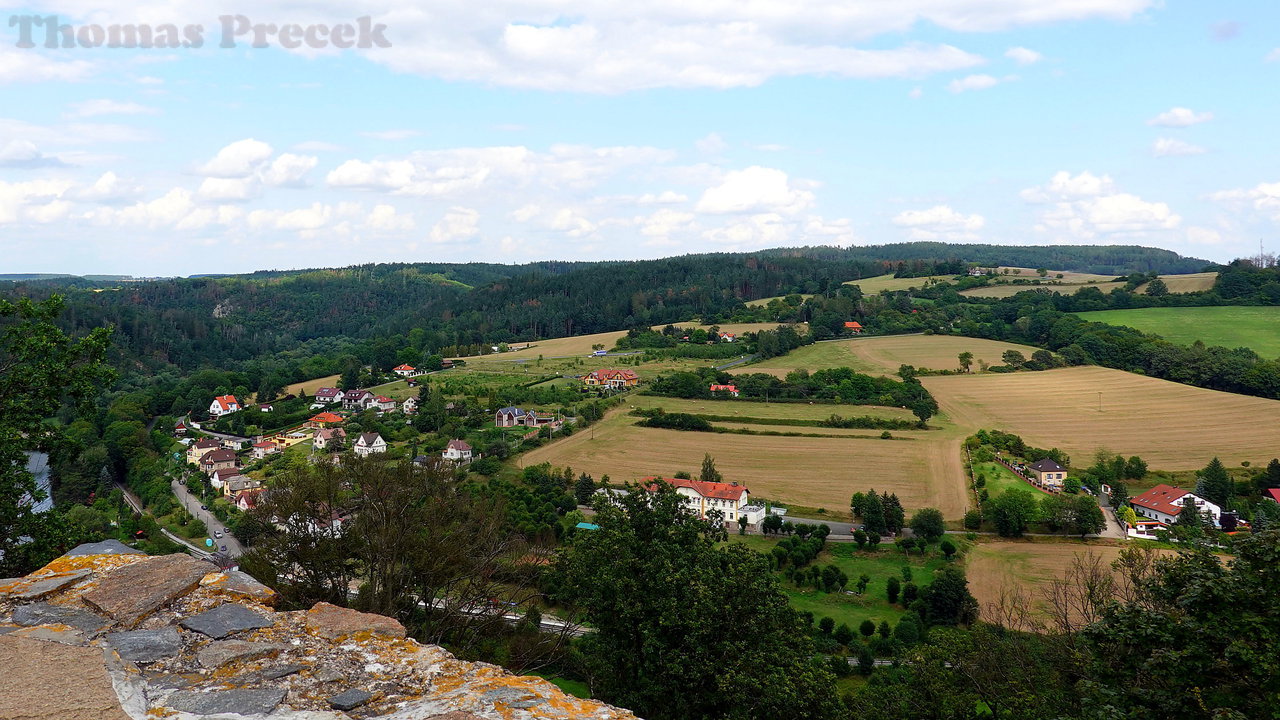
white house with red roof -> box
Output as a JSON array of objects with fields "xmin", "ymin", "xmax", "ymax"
[
  {"xmin": 372, "ymin": 395, "xmax": 397, "ymax": 412},
  {"xmin": 442, "ymin": 439, "xmax": 473, "ymax": 463},
  {"xmin": 251, "ymin": 440, "xmax": 280, "ymax": 460},
  {"xmin": 718, "ymin": 332, "xmax": 736, "ymax": 342},
  {"xmin": 394, "ymin": 364, "xmax": 417, "ymax": 377},
  {"xmin": 709, "ymin": 384, "xmax": 739, "ymax": 397},
  {"xmin": 342, "ymin": 389, "xmax": 374, "ymax": 409},
  {"xmin": 208, "ymin": 395, "xmax": 241, "ymax": 417},
  {"xmin": 640, "ymin": 477, "xmax": 765, "ymax": 525},
  {"xmin": 1130, "ymin": 484, "xmax": 1222, "ymax": 526}
]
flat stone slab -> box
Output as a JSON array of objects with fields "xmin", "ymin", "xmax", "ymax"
[
  {"xmin": 0, "ymin": 635, "xmax": 130, "ymax": 720},
  {"xmin": 2, "ymin": 570, "xmax": 93, "ymax": 601},
  {"xmin": 200, "ymin": 570, "xmax": 278, "ymax": 605},
  {"xmin": 329, "ymin": 688, "xmax": 374, "ymax": 711},
  {"xmin": 306, "ymin": 601, "xmax": 406, "ymax": 640},
  {"xmin": 8, "ymin": 625, "xmax": 86, "ymax": 645},
  {"xmin": 12, "ymin": 602, "xmax": 110, "ymax": 633},
  {"xmin": 63, "ymin": 540, "xmax": 145, "ymax": 556},
  {"xmin": 105, "ymin": 627, "xmax": 182, "ymax": 663},
  {"xmin": 81, "ymin": 554, "xmax": 210, "ymax": 628},
  {"xmin": 165, "ymin": 687, "xmax": 287, "ymax": 716},
  {"xmin": 197, "ymin": 639, "xmax": 290, "ymax": 668},
  {"xmin": 179, "ymin": 603, "xmax": 274, "ymax": 638}
]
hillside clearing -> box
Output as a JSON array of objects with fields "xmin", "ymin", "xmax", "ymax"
[
  {"xmin": 1135, "ymin": 272, "xmax": 1218, "ymax": 294},
  {"xmin": 843, "ymin": 274, "xmax": 958, "ymax": 293},
  {"xmin": 283, "ymin": 374, "xmax": 340, "ymax": 396},
  {"xmin": 924, "ymin": 365, "xmax": 1280, "ymax": 469},
  {"xmin": 627, "ymin": 395, "xmax": 918, "ymax": 422},
  {"xmin": 1075, "ymin": 306, "xmax": 1280, "ymax": 359},
  {"xmin": 734, "ymin": 335, "xmax": 1037, "ymax": 378}
]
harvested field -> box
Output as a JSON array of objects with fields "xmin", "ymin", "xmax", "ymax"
[
  {"xmin": 843, "ymin": 274, "xmax": 958, "ymax": 293},
  {"xmin": 732, "ymin": 334, "xmax": 1038, "ymax": 379},
  {"xmin": 745, "ymin": 294, "xmax": 813, "ymax": 307},
  {"xmin": 284, "ymin": 374, "xmax": 340, "ymax": 397},
  {"xmin": 924, "ymin": 365, "xmax": 1280, "ymax": 469},
  {"xmin": 521, "ymin": 411, "xmax": 969, "ymax": 516},
  {"xmin": 628, "ymin": 395, "xmax": 917, "ymax": 422},
  {"xmin": 1135, "ymin": 271, "xmax": 1218, "ymax": 294},
  {"xmin": 452, "ymin": 322, "xmax": 789, "ymax": 362}
]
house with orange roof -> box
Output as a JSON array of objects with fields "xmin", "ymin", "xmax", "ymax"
[
  {"xmin": 844, "ymin": 321, "xmax": 864, "ymax": 333},
  {"xmin": 208, "ymin": 394, "xmax": 241, "ymax": 417},
  {"xmin": 393, "ymin": 364, "xmax": 417, "ymax": 377},
  {"xmin": 584, "ymin": 368, "xmax": 639, "ymax": 389},
  {"xmin": 1131, "ymin": 484, "xmax": 1222, "ymax": 527},
  {"xmin": 640, "ymin": 476, "xmax": 764, "ymax": 525},
  {"xmin": 306, "ymin": 411, "xmax": 343, "ymax": 428}
]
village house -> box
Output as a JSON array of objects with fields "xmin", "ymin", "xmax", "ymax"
[
  {"xmin": 844, "ymin": 321, "xmax": 864, "ymax": 333},
  {"xmin": 495, "ymin": 407, "xmax": 527, "ymax": 427},
  {"xmin": 208, "ymin": 395, "xmax": 241, "ymax": 417},
  {"xmin": 353, "ymin": 432, "xmax": 387, "ymax": 457},
  {"xmin": 186, "ymin": 438, "xmax": 221, "ymax": 466},
  {"xmin": 393, "ymin": 364, "xmax": 417, "ymax": 377},
  {"xmin": 709, "ymin": 384, "xmax": 739, "ymax": 397},
  {"xmin": 1027, "ymin": 458, "xmax": 1068, "ymax": 490},
  {"xmin": 306, "ymin": 411, "xmax": 343, "ymax": 429},
  {"xmin": 1131, "ymin": 484, "xmax": 1223, "ymax": 527},
  {"xmin": 174, "ymin": 420, "xmax": 187, "ymax": 435},
  {"xmin": 372, "ymin": 395, "xmax": 397, "ymax": 412},
  {"xmin": 259, "ymin": 403, "xmax": 273, "ymax": 413},
  {"xmin": 251, "ymin": 440, "xmax": 280, "ymax": 460},
  {"xmin": 200, "ymin": 448, "xmax": 240, "ymax": 477},
  {"xmin": 402, "ymin": 396, "xmax": 418, "ymax": 414},
  {"xmin": 210, "ymin": 467, "xmax": 244, "ymax": 492},
  {"xmin": 311, "ymin": 387, "xmax": 342, "ymax": 408},
  {"xmin": 640, "ymin": 477, "xmax": 765, "ymax": 526},
  {"xmin": 523, "ymin": 411, "xmax": 562, "ymax": 429},
  {"xmin": 224, "ymin": 476, "xmax": 263, "ymax": 499},
  {"xmin": 583, "ymin": 368, "xmax": 639, "ymax": 389},
  {"xmin": 234, "ymin": 487, "xmax": 266, "ymax": 511},
  {"xmin": 442, "ymin": 439, "xmax": 473, "ymax": 463},
  {"xmin": 1266, "ymin": 488, "xmax": 1280, "ymax": 504},
  {"xmin": 312, "ymin": 427, "xmax": 346, "ymax": 451},
  {"xmin": 342, "ymin": 389, "xmax": 374, "ymax": 410},
  {"xmin": 718, "ymin": 332, "xmax": 736, "ymax": 343}
]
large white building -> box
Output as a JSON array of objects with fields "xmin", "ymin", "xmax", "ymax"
[
  {"xmin": 1130, "ymin": 484, "xmax": 1223, "ymax": 527},
  {"xmin": 641, "ymin": 477, "xmax": 766, "ymax": 526},
  {"xmin": 208, "ymin": 395, "xmax": 240, "ymax": 417}
]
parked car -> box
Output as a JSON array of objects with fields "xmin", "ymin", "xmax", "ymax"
[
  {"xmin": 220, "ymin": 545, "xmax": 228, "ymax": 552},
  {"xmin": 214, "ymin": 531, "xmax": 223, "ymax": 539},
  {"xmin": 200, "ymin": 505, "xmax": 208, "ymax": 511}
]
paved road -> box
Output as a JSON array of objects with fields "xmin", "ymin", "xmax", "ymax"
[{"xmin": 170, "ymin": 476, "xmax": 244, "ymax": 557}]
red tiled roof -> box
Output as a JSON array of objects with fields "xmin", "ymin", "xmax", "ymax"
[
  {"xmin": 1131, "ymin": 484, "xmax": 1191, "ymax": 517},
  {"xmin": 202, "ymin": 449, "xmax": 238, "ymax": 464},
  {"xmin": 641, "ymin": 476, "xmax": 749, "ymax": 501},
  {"xmin": 213, "ymin": 394, "xmax": 239, "ymax": 411},
  {"xmin": 590, "ymin": 369, "xmax": 638, "ymax": 381},
  {"xmin": 309, "ymin": 412, "xmax": 342, "ymax": 424},
  {"xmin": 709, "ymin": 384, "xmax": 737, "ymax": 392},
  {"xmin": 447, "ymin": 439, "xmax": 472, "ymax": 451},
  {"xmin": 375, "ymin": 396, "xmax": 394, "ymax": 403},
  {"xmin": 844, "ymin": 321, "xmax": 863, "ymax": 329},
  {"xmin": 1265, "ymin": 489, "xmax": 1280, "ymax": 504},
  {"xmin": 253, "ymin": 441, "xmax": 275, "ymax": 448},
  {"xmin": 394, "ymin": 364, "xmax": 415, "ymax": 371}
]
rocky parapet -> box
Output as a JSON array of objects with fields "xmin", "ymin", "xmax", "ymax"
[{"xmin": 0, "ymin": 546, "xmax": 637, "ymax": 720}]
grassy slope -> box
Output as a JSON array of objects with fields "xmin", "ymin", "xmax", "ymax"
[{"xmin": 1075, "ymin": 305, "xmax": 1280, "ymax": 359}]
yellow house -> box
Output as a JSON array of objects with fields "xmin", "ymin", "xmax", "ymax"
[
  {"xmin": 583, "ymin": 369, "xmax": 639, "ymax": 388},
  {"xmin": 1027, "ymin": 458, "xmax": 1068, "ymax": 489},
  {"xmin": 186, "ymin": 438, "xmax": 220, "ymax": 466}
]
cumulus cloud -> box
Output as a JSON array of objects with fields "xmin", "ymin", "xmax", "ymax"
[
  {"xmin": 1210, "ymin": 181, "xmax": 1280, "ymax": 221},
  {"xmin": 198, "ymin": 139, "xmax": 275, "ymax": 178},
  {"xmin": 1004, "ymin": 46, "xmax": 1043, "ymax": 64},
  {"xmin": 429, "ymin": 207, "xmax": 481, "ymax": 242},
  {"xmin": 893, "ymin": 205, "xmax": 984, "ymax": 240},
  {"xmin": 365, "ymin": 203, "xmax": 415, "ymax": 231},
  {"xmin": 75, "ymin": 171, "xmax": 143, "ymax": 203},
  {"xmin": 696, "ymin": 167, "xmax": 814, "ymax": 215},
  {"xmin": 0, "ymin": 179, "xmax": 73, "ymax": 224},
  {"xmin": 1023, "ymin": 171, "xmax": 1180, "ymax": 240},
  {"xmin": 1147, "ymin": 107, "xmax": 1213, "ymax": 127},
  {"xmin": 0, "ymin": 46, "xmax": 96, "ymax": 84},
  {"xmin": 259, "ymin": 154, "xmax": 319, "ymax": 187},
  {"xmin": 0, "ymin": 139, "xmax": 67, "ymax": 168},
  {"xmin": 695, "ymin": 133, "xmax": 728, "ymax": 155},
  {"xmin": 1152, "ymin": 137, "xmax": 1207, "ymax": 157}
]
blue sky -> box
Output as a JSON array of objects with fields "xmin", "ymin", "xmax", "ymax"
[{"xmin": 2, "ymin": 0, "xmax": 1279, "ymax": 276}]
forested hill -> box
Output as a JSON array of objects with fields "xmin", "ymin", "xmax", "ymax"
[{"xmin": 2, "ymin": 243, "xmax": 1210, "ymax": 377}]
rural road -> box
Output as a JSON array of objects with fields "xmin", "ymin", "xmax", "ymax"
[{"xmin": 170, "ymin": 476, "xmax": 244, "ymax": 557}]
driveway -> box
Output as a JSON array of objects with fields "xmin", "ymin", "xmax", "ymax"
[{"xmin": 170, "ymin": 476, "xmax": 244, "ymax": 557}]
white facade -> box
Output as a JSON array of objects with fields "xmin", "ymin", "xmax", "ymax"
[{"xmin": 354, "ymin": 433, "xmax": 387, "ymax": 457}]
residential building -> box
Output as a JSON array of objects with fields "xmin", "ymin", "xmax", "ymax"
[
  {"xmin": 224, "ymin": 477, "xmax": 263, "ymax": 499},
  {"xmin": 353, "ymin": 432, "xmax": 387, "ymax": 457},
  {"xmin": 313, "ymin": 427, "xmax": 346, "ymax": 451},
  {"xmin": 1027, "ymin": 458, "xmax": 1068, "ymax": 490},
  {"xmin": 259, "ymin": 404, "xmax": 273, "ymax": 413},
  {"xmin": 393, "ymin": 364, "xmax": 417, "ymax": 377},
  {"xmin": 640, "ymin": 476, "xmax": 763, "ymax": 525},
  {"xmin": 208, "ymin": 395, "xmax": 241, "ymax": 417},
  {"xmin": 372, "ymin": 395, "xmax": 397, "ymax": 412},
  {"xmin": 306, "ymin": 412, "xmax": 343, "ymax": 428},
  {"xmin": 583, "ymin": 369, "xmax": 639, "ymax": 389},
  {"xmin": 495, "ymin": 407, "xmax": 527, "ymax": 427},
  {"xmin": 251, "ymin": 441, "xmax": 280, "ymax": 460},
  {"xmin": 709, "ymin": 384, "xmax": 739, "ymax": 397},
  {"xmin": 718, "ymin": 332, "xmax": 736, "ymax": 342},
  {"xmin": 843, "ymin": 321, "xmax": 864, "ymax": 333},
  {"xmin": 186, "ymin": 438, "xmax": 220, "ymax": 466},
  {"xmin": 200, "ymin": 448, "xmax": 239, "ymax": 477},
  {"xmin": 1266, "ymin": 488, "xmax": 1280, "ymax": 504},
  {"xmin": 234, "ymin": 487, "xmax": 266, "ymax": 511},
  {"xmin": 210, "ymin": 468, "xmax": 244, "ymax": 491},
  {"xmin": 442, "ymin": 439, "xmax": 473, "ymax": 463},
  {"xmin": 1131, "ymin": 484, "xmax": 1223, "ymax": 526},
  {"xmin": 342, "ymin": 389, "xmax": 374, "ymax": 410},
  {"xmin": 402, "ymin": 396, "xmax": 418, "ymax": 414}
]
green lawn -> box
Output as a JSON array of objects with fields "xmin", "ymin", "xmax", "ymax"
[
  {"xmin": 972, "ymin": 460, "xmax": 1045, "ymax": 499},
  {"xmin": 727, "ymin": 535, "xmax": 950, "ymax": 631},
  {"xmin": 1075, "ymin": 306, "xmax": 1280, "ymax": 359},
  {"xmin": 527, "ymin": 672, "xmax": 591, "ymax": 699}
]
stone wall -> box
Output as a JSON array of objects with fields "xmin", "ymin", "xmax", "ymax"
[{"xmin": 0, "ymin": 541, "xmax": 638, "ymax": 720}]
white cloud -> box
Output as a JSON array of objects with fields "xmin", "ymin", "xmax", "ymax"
[
  {"xmin": 76, "ymin": 172, "xmax": 142, "ymax": 203},
  {"xmin": 429, "ymin": 207, "xmax": 480, "ymax": 242},
  {"xmin": 637, "ymin": 208, "xmax": 696, "ymax": 240},
  {"xmin": 947, "ymin": 74, "xmax": 1014, "ymax": 93},
  {"xmin": 1152, "ymin": 137, "xmax": 1206, "ymax": 157},
  {"xmin": 86, "ymin": 187, "xmax": 209, "ymax": 229},
  {"xmin": 636, "ymin": 191, "xmax": 688, "ymax": 205},
  {"xmin": 360, "ymin": 129, "xmax": 422, "ymax": 141},
  {"xmin": 248, "ymin": 203, "xmax": 334, "ymax": 231},
  {"xmin": 893, "ymin": 205, "xmax": 984, "ymax": 240},
  {"xmin": 696, "ymin": 166, "xmax": 814, "ymax": 215},
  {"xmin": 695, "ymin": 133, "xmax": 728, "ymax": 155},
  {"xmin": 1023, "ymin": 171, "xmax": 1180, "ymax": 240},
  {"xmin": 0, "ymin": 179, "xmax": 73, "ymax": 224},
  {"xmin": 259, "ymin": 153, "xmax": 319, "ymax": 187},
  {"xmin": 198, "ymin": 139, "xmax": 274, "ymax": 178},
  {"xmin": 66, "ymin": 99, "xmax": 158, "ymax": 118},
  {"xmin": 365, "ymin": 204, "xmax": 415, "ymax": 231},
  {"xmin": 1148, "ymin": 107, "xmax": 1213, "ymax": 127},
  {"xmin": 0, "ymin": 139, "xmax": 66, "ymax": 168},
  {"xmin": 0, "ymin": 46, "xmax": 96, "ymax": 84},
  {"xmin": 1005, "ymin": 46, "xmax": 1043, "ymax": 64},
  {"xmin": 198, "ymin": 177, "xmax": 257, "ymax": 201},
  {"xmin": 1186, "ymin": 226, "xmax": 1225, "ymax": 245},
  {"xmin": 1210, "ymin": 181, "xmax": 1280, "ymax": 221}
]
